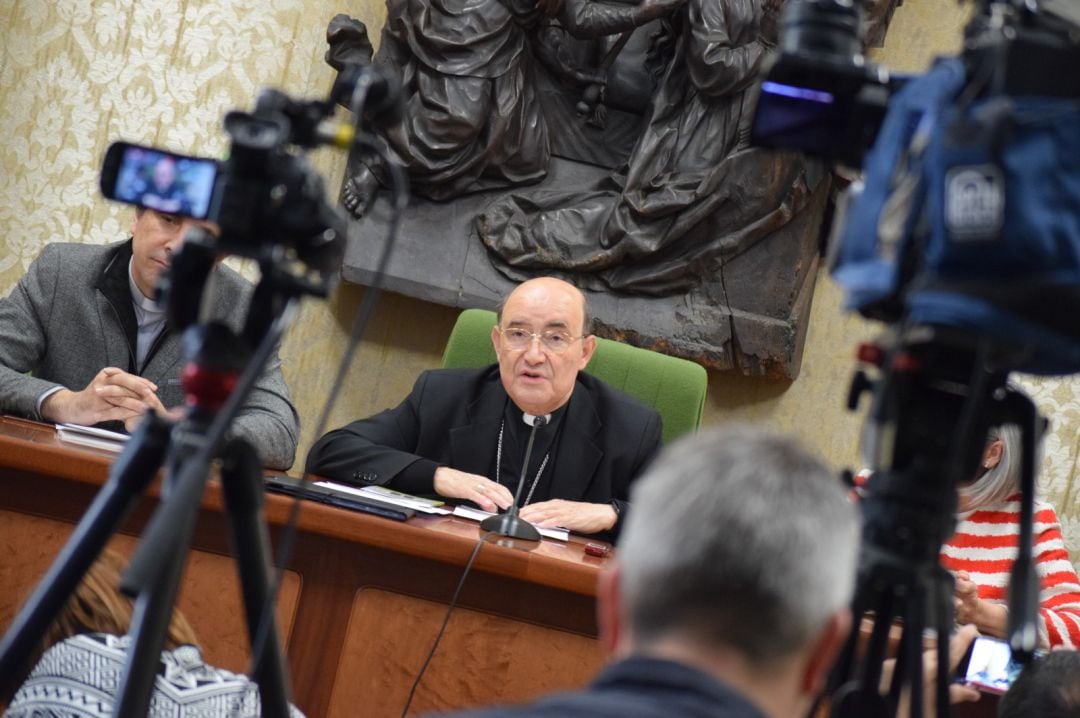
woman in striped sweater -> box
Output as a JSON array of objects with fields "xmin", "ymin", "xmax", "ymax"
[{"xmin": 940, "ymin": 425, "xmax": 1080, "ymax": 649}]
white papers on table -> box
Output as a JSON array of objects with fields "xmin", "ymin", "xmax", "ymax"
[
  {"xmin": 56, "ymin": 423, "xmax": 129, "ymax": 453},
  {"xmin": 313, "ymin": 482, "xmax": 452, "ymax": 515},
  {"xmin": 452, "ymin": 505, "xmax": 570, "ymax": 542}
]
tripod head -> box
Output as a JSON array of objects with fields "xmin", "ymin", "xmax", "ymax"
[{"xmin": 105, "ymin": 68, "xmax": 402, "ymax": 322}]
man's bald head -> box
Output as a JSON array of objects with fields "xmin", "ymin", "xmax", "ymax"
[
  {"xmin": 497, "ymin": 277, "xmax": 591, "ymax": 337},
  {"xmin": 491, "ymin": 277, "xmax": 596, "ymax": 416}
]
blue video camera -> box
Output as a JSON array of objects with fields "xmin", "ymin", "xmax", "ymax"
[{"xmin": 753, "ymin": 0, "xmax": 1080, "ymax": 375}]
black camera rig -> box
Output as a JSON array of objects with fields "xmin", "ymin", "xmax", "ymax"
[
  {"xmin": 752, "ymin": 2, "xmax": 1080, "ymax": 716},
  {"xmin": 0, "ymin": 68, "xmax": 402, "ymax": 717}
]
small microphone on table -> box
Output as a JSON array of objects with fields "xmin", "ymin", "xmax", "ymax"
[{"xmin": 480, "ymin": 414, "xmax": 547, "ymax": 541}]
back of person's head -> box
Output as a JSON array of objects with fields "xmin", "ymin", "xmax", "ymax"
[
  {"xmin": 2, "ymin": 548, "xmax": 198, "ymax": 701},
  {"xmin": 617, "ymin": 425, "xmax": 860, "ymax": 666},
  {"xmin": 39, "ymin": 548, "xmax": 198, "ymax": 650},
  {"xmin": 5, "ymin": 550, "xmax": 305, "ymax": 717},
  {"xmin": 999, "ymin": 650, "xmax": 1080, "ymax": 718}
]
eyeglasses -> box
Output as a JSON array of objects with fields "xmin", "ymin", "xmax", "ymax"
[{"xmin": 497, "ymin": 326, "xmax": 584, "ymax": 354}]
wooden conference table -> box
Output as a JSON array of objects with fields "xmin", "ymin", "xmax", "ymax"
[{"xmin": 0, "ymin": 416, "xmax": 609, "ymax": 716}]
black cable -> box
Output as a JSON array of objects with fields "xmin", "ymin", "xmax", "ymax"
[
  {"xmin": 238, "ymin": 85, "xmax": 410, "ymax": 714},
  {"xmin": 400, "ymin": 532, "xmax": 495, "ymax": 718},
  {"xmin": 247, "ymin": 134, "xmax": 407, "ymax": 665}
]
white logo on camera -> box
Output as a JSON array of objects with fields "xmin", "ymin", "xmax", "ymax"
[{"xmin": 945, "ymin": 165, "xmax": 1004, "ymax": 241}]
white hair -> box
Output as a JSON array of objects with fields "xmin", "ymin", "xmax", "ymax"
[
  {"xmin": 961, "ymin": 424, "xmax": 1037, "ymax": 511},
  {"xmin": 618, "ymin": 425, "xmax": 860, "ymax": 665}
]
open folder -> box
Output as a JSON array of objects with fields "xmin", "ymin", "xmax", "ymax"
[{"xmin": 263, "ymin": 475, "xmax": 415, "ymax": 522}]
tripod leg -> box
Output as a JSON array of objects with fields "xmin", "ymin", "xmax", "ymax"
[
  {"xmin": 116, "ymin": 535, "xmax": 192, "ymax": 718},
  {"xmin": 220, "ymin": 437, "xmax": 292, "ymax": 718},
  {"xmin": 0, "ymin": 414, "xmax": 170, "ymax": 680},
  {"xmin": 116, "ymin": 438, "xmax": 215, "ymax": 718},
  {"xmin": 830, "ymin": 566, "xmax": 897, "ymax": 718},
  {"xmin": 114, "ymin": 297, "xmax": 296, "ymax": 714},
  {"xmin": 932, "ymin": 567, "xmax": 954, "ymax": 718},
  {"xmin": 899, "ymin": 584, "xmax": 926, "ymax": 718}
]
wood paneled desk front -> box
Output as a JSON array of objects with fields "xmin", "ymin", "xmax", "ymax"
[{"xmin": 0, "ymin": 416, "xmax": 607, "ymax": 716}]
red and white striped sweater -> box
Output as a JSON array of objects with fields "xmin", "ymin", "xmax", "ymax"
[{"xmin": 940, "ymin": 495, "xmax": 1080, "ymax": 649}]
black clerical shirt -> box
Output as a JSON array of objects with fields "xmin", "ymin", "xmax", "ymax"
[
  {"xmin": 392, "ymin": 398, "xmax": 568, "ymax": 506},
  {"xmin": 494, "ymin": 400, "xmax": 568, "ymax": 507}
]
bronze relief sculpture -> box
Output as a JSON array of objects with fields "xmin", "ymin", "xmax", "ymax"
[{"xmin": 328, "ymin": 0, "xmax": 899, "ymax": 378}]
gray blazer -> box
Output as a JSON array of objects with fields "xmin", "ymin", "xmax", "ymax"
[{"xmin": 0, "ymin": 240, "xmax": 299, "ymax": 469}]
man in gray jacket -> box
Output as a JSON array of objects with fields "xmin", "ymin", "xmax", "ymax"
[{"xmin": 0, "ymin": 208, "xmax": 299, "ymax": 469}]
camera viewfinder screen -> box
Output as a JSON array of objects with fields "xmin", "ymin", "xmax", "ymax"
[
  {"xmin": 751, "ymin": 81, "xmax": 845, "ymax": 160},
  {"xmin": 112, "ymin": 147, "xmax": 217, "ymax": 219}
]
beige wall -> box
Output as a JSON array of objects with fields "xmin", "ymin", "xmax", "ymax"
[{"xmin": 3, "ymin": 1, "xmax": 1079, "ymax": 563}]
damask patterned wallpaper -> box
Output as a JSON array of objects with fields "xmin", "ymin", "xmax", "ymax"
[
  {"xmin": 0, "ymin": 1, "xmax": 380, "ymax": 286},
  {"xmin": 1, "ymin": 1, "xmax": 1078, "ymax": 572}
]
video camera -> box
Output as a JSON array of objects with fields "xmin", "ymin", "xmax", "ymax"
[
  {"xmin": 751, "ymin": 0, "xmax": 1080, "ymax": 377},
  {"xmin": 99, "ymin": 88, "xmax": 359, "ymax": 291},
  {"xmin": 750, "ymin": 0, "xmax": 895, "ymax": 166},
  {"xmin": 97, "ymin": 66, "xmax": 401, "ymax": 343},
  {"xmin": 750, "ymin": 2, "xmax": 1080, "ymax": 716},
  {"xmin": 753, "ymin": 0, "xmax": 1080, "ymax": 168}
]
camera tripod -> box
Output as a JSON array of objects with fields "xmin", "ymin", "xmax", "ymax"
[{"xmin": 828, "ymin": 326, "xmax": 1042, "ymax": 718}]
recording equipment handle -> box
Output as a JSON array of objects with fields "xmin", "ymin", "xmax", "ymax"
[{"xmin": 480, "ymin": 415, "xmax": 546, "ymax": 541}]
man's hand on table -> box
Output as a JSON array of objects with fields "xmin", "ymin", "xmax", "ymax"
[
  {"xmin": 520, "ymin": 499, "xmax": 617, "ymax": 535},
  {"xmin": 432, "ymin": 465, "xmax": 618, "ymax": 533},
  {"xmin": 41, "ymin": 367, "xmax": 165, "ymax": 431},
  {"xmin": 434, "ymin": 466, "xmax": 514, "ymax": 513}
]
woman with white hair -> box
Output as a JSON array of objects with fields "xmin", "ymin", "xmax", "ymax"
[{"xmin": 940, "ymin": 424, "xmax": 1080, "ymax": 649}]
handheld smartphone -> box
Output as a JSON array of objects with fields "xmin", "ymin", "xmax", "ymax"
[
  {"xmin": 954, "ymin": 635, "xmax": 1044, "ymax": 695},
  {"xmin": 100, "ymin": 141, "xmax": 219, "ymax": 220}
]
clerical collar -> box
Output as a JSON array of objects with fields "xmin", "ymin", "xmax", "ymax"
[
  {"xmin": 127, "ymin": 259, "xmax": 162, "ymax": 312},
  {"xmin": 128, "ymin": 258, "xmax": 167, "ymax": 369},
  {"xmin": 517, "ymin": 401, "xmax": 568, "ymax": 428}
]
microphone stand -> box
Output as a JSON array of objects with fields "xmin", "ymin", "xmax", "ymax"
[{"xmin": 480, "ymin": 415, "xmax": 547, "ymax": 541}]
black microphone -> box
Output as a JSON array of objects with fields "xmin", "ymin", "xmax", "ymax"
[{"xmin": 480, "ymin": 414, "xmax": 547, "ymax": 541}]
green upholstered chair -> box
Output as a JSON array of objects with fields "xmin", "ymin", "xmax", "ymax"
[{"xmin": 441, "ymin": 308, "xmax": 708, "ymax": 443}]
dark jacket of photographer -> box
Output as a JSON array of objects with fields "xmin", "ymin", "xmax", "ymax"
[{"xmin": 0, "ymin": 240, "xmax": 299, "ymax": 469}]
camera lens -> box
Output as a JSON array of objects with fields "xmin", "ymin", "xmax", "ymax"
[{"xmin": 781, "ymin": 0, "xmax": 862, "ymax": 63}]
